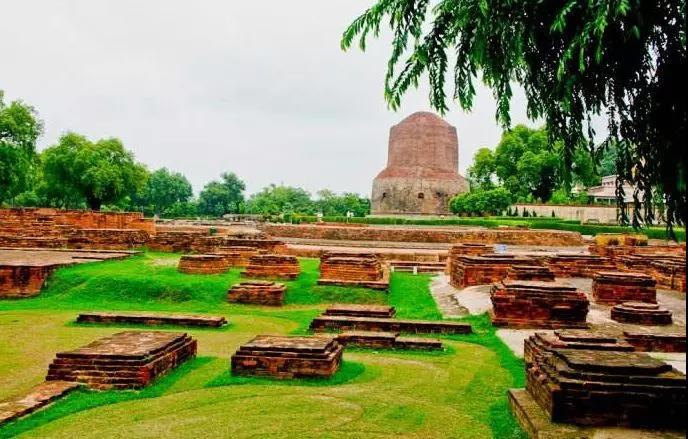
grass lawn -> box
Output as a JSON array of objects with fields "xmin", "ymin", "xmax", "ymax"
[{"xmin": 0, "ymin": 252, "xmax": 526, "ymax": 438}]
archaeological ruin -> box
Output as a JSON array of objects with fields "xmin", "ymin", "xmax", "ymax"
[{"xmin": 227, "ymin": 281, "xmax": 287, "ymax": 306}]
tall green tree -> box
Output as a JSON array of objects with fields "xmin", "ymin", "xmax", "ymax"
[
  {"xmin": 315, "ymin": 189, "xmax": 370, "ymax": 217},
  {"xmin": 245, "ymin": 185, "xmax": 313, "ymax": 216},
  {"xmin": 342, "ymin": 0, "xmax": 686, "ymax": 228},
  {"xmin": 139, "ymin": 168, "xmax": 193, "ymax": 216},
  {"xmin": 41, "ymin": 133, "xmax": 146, "ymax": 210},
  {"xmin": 197, "ymin": 172, "xmax": 246, "ymax": 217},
  {"xmin": 0, "ymin": 91, "xmax": 43, "ymax": 203},
  {"xmin": 467, "ymin": 148, "xmax": 496, "ymax": 190}
]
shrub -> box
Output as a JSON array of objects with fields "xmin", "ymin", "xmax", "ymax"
[{"xmin": 449, "ymin": 188, "xmax": 512, "ymax": 216}]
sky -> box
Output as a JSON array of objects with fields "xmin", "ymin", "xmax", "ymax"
[{"xmin": 0, "ymin": 0, "xmax": 538, "ymax": 198}]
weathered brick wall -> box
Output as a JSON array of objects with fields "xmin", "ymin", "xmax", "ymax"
[
  {"xmin": 260, "ymin": 224, "xmax": 583, "ymax": 246},
  {"xmin": 0, "ymin": 265, "xmax": 59, "ymax": 298}
]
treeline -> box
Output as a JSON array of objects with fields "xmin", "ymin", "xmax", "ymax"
[
  {"xmin": 450, "ymin": 125, "xmax": 616, "ymax": 216},
  {"xmin": 0, "ymin": 91, "xmax": 369, "ymax": 218}
]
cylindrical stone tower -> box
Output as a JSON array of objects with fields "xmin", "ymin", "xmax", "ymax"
[{"xmin": 371, "ymin": 112, "xmax": 468, "ymax": 215}]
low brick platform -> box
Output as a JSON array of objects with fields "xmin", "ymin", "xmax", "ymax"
[
  {"xmin": 651, "ymin": 260, "xmax": 686, "ymax": 292},
  {"xmin": 243, "ymin": 254, "xmax": 300, "ymax": 279},
  {"xmin": 592, "ymin": 271, "xmax": 657, "ymax": 305},
  {"xmin": 318, "ymin": 252, "xmax": 390, "ymax": 290},
  {"xmin": 323, "ymin": 304, "xmax": 396, "ymax": 318},
  {"xmin": 623, "ymin": 329, "xmax": 686, "ymax": 353},
  {"xmin": 76, "ymin": 312, "xmax": 228, "ymax": 327},
  {"xmin": 543, "ymin": 254, "xmax": 616, "ymax": 278},
  {"xmin": 227, "ymin": 281, "xmax": 286, "ymax": 306},
  {"xmin": 490, "ymin": 280, "xmax": 589, "ymax": 329},
  {"xmin": 450, "ymin": 254, "xmax": 534, "ymax": 288},
  {"xmin": 46, "ymin": 331, "xmax": 197, "ymax": 389},
  {"xmin": 525, "ymin": 347, "xmax": 685, "ymax": 428},
  {"xmin": 334, "ymin": 331, "xmax": 443, "ymax": 350},
  {"xmin": 177, "ymin": 254, "xmax": 229, "ymax": 274},
  {"xmin": 0, "ymin": 381, "xmax": 80, "ymax": 427},
  {"xmin": 214, "ymin": 245, "xmax": 258, "ymax": 267},
  {"xmin": 506, "ymin": 265, "xmax": 555, "ymax": 282},
  {"xmin": 309, "ymin": 315, "xmax": 471, "ymax": 334},
  {"xmin": 231, "ymin": 335, "xmax": 343, "ymax": 378},
  {"xmin": 611, "ymin": 302, "xmax": 673, "ymax": 325},
  {"xmin": 523, "ymin": 330, "xmax": 634, "ymax": 368}
]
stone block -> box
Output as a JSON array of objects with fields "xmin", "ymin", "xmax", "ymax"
[
  {"xmin": 46, "ymin": 331, "xmax": 197, "ymax": 389},
  {"xmin": 243, "ymin": 254, "xmax": 300, "ymax": 279},
  {"xmin": 309, "ymin": 315, "xmax": 471, "ymax": 334},
  {"xmin": 227, "ymin": 281, "xmax": 286, "ymax": 306},
  {"xmin": 76, "ymin": 312, "xmax": 228, "ymax": 327},
  {"xmin": 450, "ymin": 254, "xmax": 535, "ymax": 288},
  {"xmin": 231, "ymin": 335, "xmax": 343, "ymax": 379},
  {"xmin": 490, "ymin": 280, "xmax": 589, "ymax": 329},
  {"xmin": 592, "ymin": 271, "xmax": 657, "ymax": 305}
]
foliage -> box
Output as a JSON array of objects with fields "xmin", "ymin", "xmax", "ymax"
[
  {"xmin": 450, "ymin": 187, "xmax": 512, "ymax": 216},
  {"xmin": 245, "ymin": 184, "xmax": 314, "ymax": 217},
  {"xmin": 314, "ymin": 189, "xmax": 370, "ymax": 217},
  {"xmin": 197, "ymin": 172, "xmax": 246, "ymax": 217},
  {"xmin": 342, "ymin": 0, "xmax": 686, "ymax": 229},
  {"xmin": 467, "ymin": 147, "xmax": 496, "ymax": 190},
  {"xmin": 41, "ymin": 133, "xmax": 147, "ymax": 210},
  {"xmin": 136, "ymin": 168, "xmax": 193, "ymax": 216},
  {"xmin": 0, "ymin": 91, "xmax": 43, "ymax": 203}
]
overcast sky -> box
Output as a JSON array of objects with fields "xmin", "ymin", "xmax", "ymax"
[{"xmin": 1, "ymin": 0, "xmax": 538, "ymax": 197}]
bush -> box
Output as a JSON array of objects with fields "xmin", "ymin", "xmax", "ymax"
[{"xmin": 449, "ymin": 188, "xmax": 512, "ymax": 216}]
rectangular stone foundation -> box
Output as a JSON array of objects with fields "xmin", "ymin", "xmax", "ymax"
[
  {"xmin": 0, "ymin": 381, "xmax": 81, "ymax": 427},
  {"xmin": 309, "ymin": 315, "xmax": 471, "ymax": 334},
  {"xmin": 592, "ymin": 271, "xmax": 657, "ymax": 305},
  {"xmin": 611, "ymin": 302, "xmax": 672, "ymax": 325},
  {"xmin": 323, "ymin": 304, "xmax": 396, "ymax": 318},
  {"xmin": 450, "ymin": 254, "xmax": 535, "ymax": 288},
  {"xmin": 231, "ymin": 335, "xmax": 343, "ymax": 379},
  {"xmin": 227, "ymin": 281, "xmax": 286, "ymax": 306},
  {"xmin": 76, "ymin": 312, "xmax": 228, "ymax": 327},
  {"xmin": 243, "ymin": 254, "xmax": 300, "ymax": 279},
  {"xmin": 334, "ymin": 331, "xmax": 443, "ymax": 350},
  {"xmin": 623, "ymin": 329, "xmax": 686, "ymax": 353},
  {"xmin": 543, "ymin": 254, "xmax": 616, "ymax": 278},
  {"xmin": 46, "ymin": 331, "xmax": 197, "ymax": 389},
  {"xmin": 525, "ymin": 348, "xmax": 686, "ymax": 428},
  {"xmin": 506, "ymin": 265, "xmax": 555, "ymax": 282},
  {"xmin": 490, "ymin": 280, "xmax": 589, "ymax": 329}
]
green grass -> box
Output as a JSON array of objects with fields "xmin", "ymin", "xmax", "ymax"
[{"xmin": 0, "ymin": 252, "xmax": 526, "ymax": 438}]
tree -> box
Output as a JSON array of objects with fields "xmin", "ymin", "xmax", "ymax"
[
  {"xmin": 41, "ymin": 133, "xmax": 146, "ymax": 210},
  {"xmin": 342, "ymin": 0, "xmax": 686, "ymax": 229},
  {"xmin": 0, "ymin": 91, "xmax": 43, "ymax": 203},
  {"xmin": 314, "ymin": 189, "xmax": 370, "ymax": 217},
  {"xmin": 245, "ymin": 185, "xmax": 314, "ymax": 216},
  {"xmin": 197, "ymin": 172, "xmax": 245, "ymax": 217},
  {"xmin": 140, "ymin": 168, "xmax": 193, "ymax": 216},
  {"xmin": 449, "ymin": 187, "xmax": 512, "ymax": 216},
  {"xmin": 467, "ymin": 148, "xmax": 496, "ymax": 190}
]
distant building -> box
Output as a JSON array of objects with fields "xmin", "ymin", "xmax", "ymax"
[
  {"xmin": 371, "ymin": 112, "xmax": 468, "ymax": 215},
  {"xmin": 586, "ymin": 175, "xmax": 636, "ymax": 205}
]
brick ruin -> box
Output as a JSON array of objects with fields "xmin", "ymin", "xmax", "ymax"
[
  {"xmin": 651, "ymin": 260, "xmax": 686, "ymax": 292},
  {"xmin": 446, "ymin": 243, "xmax": 492, "ymax": 274},
  {"xmin": 0, "ymin": 381, "xmax": 80, "ymax": 427},
  {"xmin": 214, "ymin": 246, "xmax": 259, "ymax": 267},
  {"xmin": 490, "ymin": 280, "xmax": 589, "ymax": 328},
  {"xmin": 610, "ymin": 302, "xmax": 673, "ymax": 325},
  {"xmin": 623, "ymin": 329, "xmax": 686, "ymax": 353},
  {"xmin": 0, "ymin": 264, "xmax": 60, "ymax": 299},
  {"xmin": 449, "ymin": 254, "xmax": 534, "ymax": 288},
  {"xmin": 323, "ymin": 304, "xmax": 396, "ymax": 318},
  {"xmin": 76, "ymin": 312, "xmax": 228, "ymax": 327},
  {"xmin": 334, "ymin": 331, "xmax": 443, "ymax": 350},
  {"xmin": 231, "ymin": 335, "xmax": 343, "ymax": 379},
  {"xmin": 0, "ymin": 208, "xmax": 153, "ymax": 250},
  {"xmin": 177, "ymin": 254, "xmax": 230, "ymax": 275},
  {"xmin": 46, "ymin": 331, "xmax": 197, "ymax": 389},
  {"xmin": 147, "ymin": 227, "xmax": 286, "ymax": 256},
  {"xmin": 318, "ymin": 252, "xmax": 390, "ymax": 290},
  {"xmin": 243, "ymin": 254, "xmax": 300, "ymax": 280},
  {"xmin": 227, "ymin": 281, "xmax": 286, "ymax": 306},
  {"xmin": 512, "ymin": 330, "xmax": 686, "ymax": 429},
  {"xmin": 310, "ymin": 314, "xmax": 471, "ymax": 335},
  {"xmin": 260, "ymin": 223, "xmax": 584, "ymax": 246},
  {"xmin": 592, "ymin": 270, "xmax": 657, "ymax": 305},
  {"xmin": 505, "ymin": 265, "xmax": 555, "ymax": 282},
  {"xmin": 542, "ymin": 254, "xmax": 616, "ymax": 278}
]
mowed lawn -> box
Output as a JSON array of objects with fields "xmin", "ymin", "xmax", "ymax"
[{"xmin": 0, "ymin": 253, "xmax": 526, "ymax": 438}]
